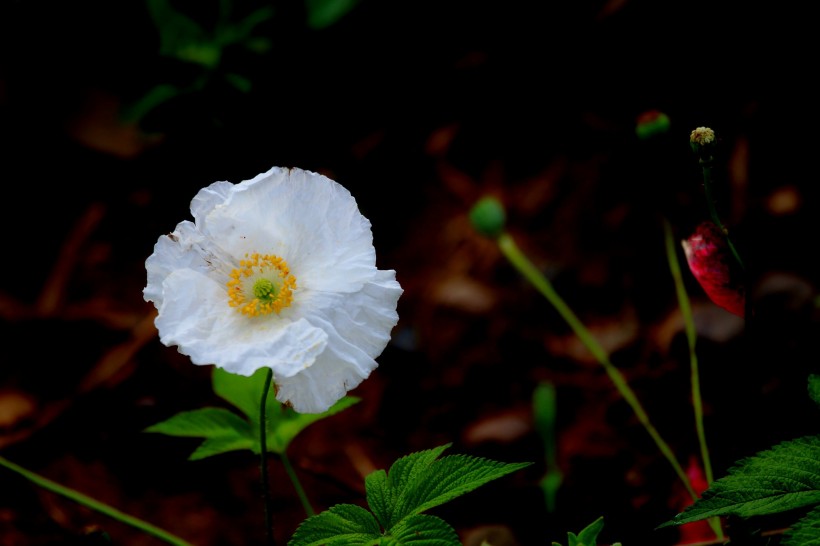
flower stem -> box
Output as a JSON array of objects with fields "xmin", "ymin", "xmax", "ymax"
[
  {"xmin": 280, "ymin": 452, "xmax": 315, "ymax": 517},
  {"xmin": 664, "ymin": 219, "xmax": 724, "ymax": 541},
  {"xmin": 259, "ymin": 368, "xmax": 276, "ymax": 546},
  {"xmin": 0, "ymin": 456, "xmax": 192, "ymax": 546},
  {"xmin": 699, "ymin": 158, "xmax": 744, "ymax": 273},
  {"xmin": 496, "ymin": 232, "xmax": 698, "ymax": 501}
]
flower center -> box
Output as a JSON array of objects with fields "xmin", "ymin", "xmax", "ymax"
[{"xmin": 227, "ymin": 253, "xmax": 296, "ymax": 317}]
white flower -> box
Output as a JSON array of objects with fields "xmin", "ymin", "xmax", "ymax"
[{"xmin": 144, "ymin": 167, "xmax": 402, "ymax": 413}]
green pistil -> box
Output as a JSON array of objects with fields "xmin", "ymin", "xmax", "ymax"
[{"xmin": 253, "ymin": 278, "xmax": 278, "ymax": 302}]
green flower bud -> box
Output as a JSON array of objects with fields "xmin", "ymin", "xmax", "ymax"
[
  {"xmin": 635, "ymin": 110, "xmax": 671, "ymax": 140},
  {"xmin": 469, "ymin": 196, "xmax": 506, "ymax": 238}
]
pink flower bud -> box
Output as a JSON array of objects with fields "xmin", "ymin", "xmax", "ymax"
[{"xmin": 681, "ymin": 221, "xmax": 746, "ymax": 318}]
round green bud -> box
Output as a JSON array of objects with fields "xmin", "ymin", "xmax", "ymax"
[
  {"xmin": 469, "ymin": 196, "xmax": 506, "ymax": 238},
  {"xmin": 635, "ymin": 110, "xmax": 671, "ymax": 140}
]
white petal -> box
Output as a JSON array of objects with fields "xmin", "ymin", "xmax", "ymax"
[
  {"xmin": 274, "ymin": 269, "xmax": 402, "ymax": 413},
  {"xmin": 144, "ymin": 221, "xmax": 211, "ymax": 306},
  {"xmin": 155, "ymin": 269, "xmax": 328, "ymax": 378},
  {"xmin": 190, "ymin": 181, "xmax": 234, "ymax": 226},
  {"xmin": 201, "ymin": 167, "xmax": 378, "ymax": 293}
]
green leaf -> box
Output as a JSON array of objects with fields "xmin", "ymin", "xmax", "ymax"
[
  {"xmin": 364, "ymin": 469, "xmax": 393, "ymax": 529},
  {"xmin": 144, "ymin": 407, "xmax": 255, "ymax": 460},
  {"xmin": 288, "ymin": 504, "xmax": 381, "ymax": 546},
  {"xmin": 305, "ymin": 0, "xmax": 362, "ymax": 29},
  {"xmin": 212, "ymin": 368, "xmax": 359, "ymax": 454},
  {"xmin": 120, "ymin": 83, "xmax": 181, "ymax": 124},
  {"xmin": 809, "ymin": 375, "xmax": 820, "ymax": 407},
  {"xmin": 381, "ymin": 445, "xmax": 532, "ymax": 528},
  {"xmin": 783, "ymin": 504, "xmax": 820, "ymax": 545},
  {"xmin": 189, "ymin": 434, "xmax": 254, "ymax": 460},
  {"xmin": 144, "ymin": 407, "xmax": 252, "ymax": 438},
  {"xmin": 662, "ymin": 435, "xmax": 820, "ymax": 526},
  {"xmin": 212, "ymin": 367, "xmax": 270, "ymax": 422},
  {"xmin": 387, "ymin": 514, "xmax": 460, "ymax": 545},
  {"xmin": 369, "ymin": 444, "xmax": 451, "ymax": 528},
  {"xmin": 147, "ymin": 0, "xmax": 209, "ymax": 61},
  {"xmin": 267, "ymin": 396, "xmax": 360, "ymax": 454},
  {"xmin": 574, "ymin": 516, "xmax": 605, "ymax": 545}
]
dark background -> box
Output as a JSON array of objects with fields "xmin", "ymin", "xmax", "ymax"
[{"xmin": 1, "ymin": 1, "xmax": 818, "ymax": 544}]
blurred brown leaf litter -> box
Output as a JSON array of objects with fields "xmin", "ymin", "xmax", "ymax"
[{"xmin": 1, "ymin": 0, "xmax": 819, "ymax": 545}]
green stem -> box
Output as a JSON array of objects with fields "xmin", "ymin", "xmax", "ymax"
[
  {"xmin": 497, "ymin": 233, "xmax": 698, "ymax": 501},
  {"xmin": 664, "ymin": 219, "xmax": 724, "ymax": 541},
  {"xmin": 700, "ymin": 160, "xmax": 744, "ymax": 273},
  {"xmin": 259, "ymin": 368, "xmax": 275, "ymax": 546},
  {"xmin": 280, "ymin": 452, "xmax": 315, "ymax": 517},
  {"xmin": 0, "ymin": 456, "xmax": 193, "ymax": 546}
]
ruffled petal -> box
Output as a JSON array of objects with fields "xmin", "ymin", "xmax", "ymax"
[
  {"xmin": 155, "ymin": 269, "xmax": 329, "ymax": 378},
  {"xmin": 274, "ymin": 269, "xmax": 402, "ymax": 413},
  {"xmin": 144, "ymin": 221, "xmax": 212, "ymax": 306},
  {"xmin": 190, "ymin": 181, "xmax": 234, "ymax": 226},
  {"xmin": 201, "ymin": 167, "xmax": 378, "ymax": 294}
]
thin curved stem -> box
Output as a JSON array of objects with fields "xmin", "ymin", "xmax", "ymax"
[
  {"xmin": 497, "ymin": 232, "xmax": 698, "ymax": 502},
  {"xmin": 259, "ymin": 368, "xmax": 276, "ymax": 546},
  {"xmin": 281, "ymin": 452, "xmax": 315, "ymax": 517},
  {"xmin": 700, "ymin": 160, "xmax": 744, "ymax": 273},
  {"xmin": 664, "ymin": 219, "xmax": 724, "ymax": 541},
  {"xmin": 0, "ymin": 456, "xmax": 193, "ymax": 546}
]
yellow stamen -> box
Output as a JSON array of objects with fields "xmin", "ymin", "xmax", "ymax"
[{"xmin": 227, "ymin": 253, "xmax": 296, "ymax": 317}]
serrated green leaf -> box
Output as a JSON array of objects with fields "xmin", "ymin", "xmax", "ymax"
[
  {"xmin": 387, "ymin": 445, "xmax": 452, "ymax": 493},
  {"xmin": 144, "ymin": 407, "xmax": 252, "ymax": 438},
  {"xmin": 661, "ymin": 435, "xmax": 820, "ymax": 526},
  {"xmin": 305, "ymin": 0, "xmax": 362, "ymax": 29},
  {"xmin": 288, "ymin": 503, "xmax": 381, "ymax": 546},
  {"xmin": 365, "ymin": 469, "xmax": 393, "ymax": 529},
  {"xmin": 783, "ymin": 504, "xmax": 820, "ymax": 545},
  {"xmin": 575, "ymin": 516, "xmax": 604, "ymax": 545},
  {"xmin": 809, "ymin": 375, "xmax": 820, "ymax": 407},
  {"xmin": 387, "ymin": 514, "xmax": 460, "ymax": 545},
  {"xmin": 387, "ymin": 450, "xmax": 531, "ymax": 528},
  {"xmin": 365, "ymin": 443, "xmax": 452, "ymax": 529}
]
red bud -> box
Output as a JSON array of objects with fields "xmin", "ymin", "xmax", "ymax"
[{"xmin": 681, "ymin": 221, "xmax": 746, "ymax": 318}]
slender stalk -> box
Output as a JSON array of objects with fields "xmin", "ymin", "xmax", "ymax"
[
  {"xmin": 259, "ymin": 368, "xmax": 276, "ymax": 546},
  {"xmin": 699, "ymin": 158, "xmax": 744, "ymax": 273},
  {"xmin": 496, "ymin": 232, "xmax": 698, "ymax": 501},
  {"xmin": 0, "ymin": 456, "xmax": 193, "ymax": 546},
  {"xmin": 280, "ymin": 452, "xmax": 315, "ymax": 517},
  {"xmin": 664, "ymin": 219, "xmax": 724, "ymax": 541}
]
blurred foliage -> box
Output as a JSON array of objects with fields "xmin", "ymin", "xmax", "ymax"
[{"xmin": 123, "ymin": 0, "xmax": 363, "ymax": 130}]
